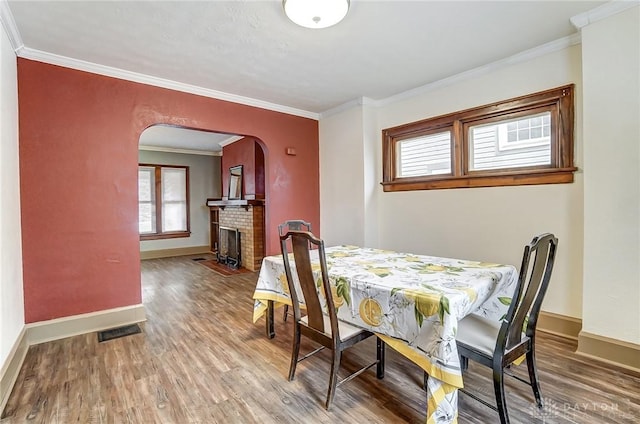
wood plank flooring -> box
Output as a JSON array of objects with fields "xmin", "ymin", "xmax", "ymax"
[{"xmin": 2, "ymin": 255, "xmax": 639, "ymax": 423}]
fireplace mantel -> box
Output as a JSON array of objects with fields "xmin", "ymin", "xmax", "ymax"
[{"xmin": 206, "ymin": 197, "xmax": 264, "ymax": 210}]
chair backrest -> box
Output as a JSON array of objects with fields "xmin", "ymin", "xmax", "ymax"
[
  {"xmin": 278, "ymin": 220, "xmax": 312, "ymax": 236},
  {"xmin": 499, "ymin": 233, "xmax": 558, "ymax": 352},
  {"xmin": 280, "ymin": 230, "xmax": 339, "ymax": 343},
  {"xmin": 279, "ymin": 220, "xmax": 314, "ymax": 251}
]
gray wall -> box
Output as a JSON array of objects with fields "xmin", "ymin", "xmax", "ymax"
[{"xmin": 139, "ymin": 150, "xmax": 221, "ymax": 252}]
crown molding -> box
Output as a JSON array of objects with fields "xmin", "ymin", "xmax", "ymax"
[
  {"xmin": 138, "ymin": 145, "xmax": 221, "ymax": 156},
  {"xmin": 319, "ymin": 96, "xmax": 377, "ymax": 119},
  {"xmin": 570, "ymin": 0, "xmax": 639, "ymax": 29},
  {"xmin": 1, "ymin": 0, "xmax": 318, "ymax": 120},
  {"xmin": 319, "ymin": 33, "xmax": 582, "ymax": 116},
  {"xmin": 7, "ymin": 0, "xmax": 624, "ymax": 123},
  {"xmin": 218, "ymin": 135, "xmax": 245, "ymax": 148},
  {"xmin": 376, "ymin": 33, "xmax": 581, "ymax": 108},
  {"xmin": 0, "ymin": 0, "xmax": 24, "ymax": 52},
  {"xmin": 17, "ymin": 47, "xmax": 320, "ymax": 121}
]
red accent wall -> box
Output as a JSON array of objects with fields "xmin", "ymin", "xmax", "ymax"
[
  {"xmin": 18, "ymin": 59, "xmax": 319, "ymax": 323},
  {"xmin": 221, "ymin": 137, "xmax": 257, "ymax": 198},
  {"xmin": 255, "ymin": 143, "xmax": 265, "ymax": 197}
]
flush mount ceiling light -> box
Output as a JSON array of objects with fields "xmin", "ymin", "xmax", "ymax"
[{"xmin": 283, "ymin": 0, "xmax": 350, "ymax": 29}]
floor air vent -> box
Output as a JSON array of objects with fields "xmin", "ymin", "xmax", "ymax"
[{"xmin": 97, "ymin": 324, "xmax": 142, "ymax": 342}]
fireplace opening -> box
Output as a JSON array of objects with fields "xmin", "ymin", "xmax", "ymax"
[{"xmin": 218, "ymin": 226, "xmax": 241, "ymax": 269}]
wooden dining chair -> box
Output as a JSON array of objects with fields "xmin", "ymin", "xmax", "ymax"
[
  {"xmin": 454, "ymin": 233, "xmax": 558, "ymax": 424},
  {"xmin": 278, "ymin": 219, "xmax": 312, "ymax": 237},
  {"xmin": 278, "ymin": 220, "xmax": 312, "ymax": 322},
  {"xmin": 280, "ymin": 230, "xmax": 385, "ymax": 410}
]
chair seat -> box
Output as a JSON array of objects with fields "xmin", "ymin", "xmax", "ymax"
[
  {"xmin": 452, "ymin": 233, "xmax": 557, "ymax": 424},
  {"xmin": 456, "ymin": 314, "xmax": 502, "ymax": 356},
  {"xmin": 301, "ymin": 315, "xmax": 367, "ymax": 341}
]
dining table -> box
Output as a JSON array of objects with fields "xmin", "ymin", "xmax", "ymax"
[{"xmin": 252, "ymin": 245, "xmax": 518, "ymax": 424}]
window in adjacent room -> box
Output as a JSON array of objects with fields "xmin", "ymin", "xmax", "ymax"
[
  {"xmin": 382, "ymin": 85, "xmax": 576, "ymax": 191},
  {"xmin": 138, "ymin": 164, "xmax": 190, "ymax": 240}
]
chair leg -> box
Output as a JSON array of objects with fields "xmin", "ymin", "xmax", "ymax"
[
  {"xmin": 423, "ymin": 371, "xmax": 428, "ymax": 391},
  {"xmin": 283, "ymin": 305, "xmax": 289, "ymax": 322},
  {"xmin": 493, "ymin": 367, "xmax": 509, "ymax": 424},
  {"xmin": 325, "ymin": 349, "xmax": 342, "ymax": 410},
  {"xmin": 526, "ymin": 349, "xmax": 543, "ymax": 408},
  {"xmin": 376, "ymin": 338, "xmax": 385, "ymax": 379},
  {"xmin": 460, "ymin": 355, "xmax": 469, "ymax": 372},
  {"xmin": 288, "ymin": 323, "xmax": 301, "ymax": 381}
]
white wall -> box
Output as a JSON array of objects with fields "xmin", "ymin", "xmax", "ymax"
[
  {"xmin": 138, "ymin": 150, "xmax": 220, "ymax": 252},
  {"xmin": 362, "ymin": 103, "xmax": 380, "ymax": 247},
  {"xmin": 319, "ymin": 106, "xmax": 366, "ymax": 246},
  {"xmin": 0, "ymin": 22, "xmax": 25, "ymax": 368},
  {"xmin": 581, "ymin": 6, "xmax": 640, "ymax": 344},
  {"xmin": 320, "ymin": 44, "xmax": 584, "ymax": 319}
]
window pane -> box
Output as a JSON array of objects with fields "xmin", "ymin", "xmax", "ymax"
[
  {"xmin": 162, "ymin": 168, "xmax": 186, "ymax": 201},
  {"xmin": 138, "ymin": 167, "xmax": 156, "ymax": 233},
  {"xmin": 138, "ymin": 167, "xmax": 154, "ymax": 202},
  {"xmin": 469, "ymin": 112, "xmax": 551, "ymax": 171},
  {"xmin": 163, "ymin": 202, "xmax": 187, "ymax": 232},
  {"xmin": 161, "ymin": 167, "xmax": 187, "ymax": 232},
  {"xmin": 396, "ymin": 131, "xmax": 451, "ymax": 177},
  {"xmin": 139, "ymin": 203, "xmax": 155, "ymax": 233}
]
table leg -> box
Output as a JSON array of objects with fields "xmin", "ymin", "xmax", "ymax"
[
  {"xmin": 265, "ymin": 300, "xmax": 275, "ymax": 339},
  {"xmin": 377, "ymin": 338, "xmax": 385, "ymax": 379}
]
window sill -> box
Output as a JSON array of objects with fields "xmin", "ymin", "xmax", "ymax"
[
  {"xmin": 140, "ymin": 231, "xmax": 191, "ymax": 241},
  {"xmin": 381, "ymin": 168, "xmax": 577, "ymax": 192}
]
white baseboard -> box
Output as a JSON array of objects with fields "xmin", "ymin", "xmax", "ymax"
[
  {"xmin": 0, "ymin": 304, "xmax": 146, "ymax": 416},
  {"xmin": 577, "ymin": 331, "xmax": 640, "ymax": 373},
  {"xmin": 26, "ymin": 304, "xmax": 146, "ymax": 345},
  {"xmin": 0, "ymin": 326, "xmax": 28, "ymax": 416},
  {"xmin": 537, "ymin": 310, "xmax": 582, "ymax": 340},
  {"xmin": 140, "ymin": 245, "xmax": 211, "ymax": 260}
]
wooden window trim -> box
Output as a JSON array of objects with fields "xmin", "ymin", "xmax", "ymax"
[
  {"xmin": 139, "ymin": 164, "xmax": 191, "ymax": 240},
  {"xmin": 140, "ymin": 231, "xmax": 190, "ymax": 241},
  {"xmin": 382, "ymin": 85, "xmax": 576, "ymax": 191}
]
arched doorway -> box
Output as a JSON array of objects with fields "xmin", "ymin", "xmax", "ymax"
[
  {"xmin": 18, "ymin": 58, "xmax": 317, "ymax": 324},
  {"xmin": 137, "ymin": 124, "xmax": 267, "ymax": 272}
]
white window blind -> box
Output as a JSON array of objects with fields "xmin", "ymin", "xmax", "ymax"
[
  {"xmin": 138, "ymin": 167, "xmax": 156, "ymax": 234},
  {"xmin": 469, "ymin": 112, "xmax": 551, "ymax": 171},
  {"xmin": 161, "ymin": 167, "xmax": 187, "ymax": 232},
  {"xmin": 396, "ymin": 131, "xmax": 452, "ymax": 178}
]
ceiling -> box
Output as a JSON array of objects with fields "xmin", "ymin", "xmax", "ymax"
[
  {"xmin": 138, "ymin": 125, "xmax": 241, "ymax": 154},
  {"xmin": 4, "ymin": 0, "xmax": 606, "ymax": 151}
]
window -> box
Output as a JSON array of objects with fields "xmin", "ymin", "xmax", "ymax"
[
  {"xmin": 138, "ymin": 164, "xmax": 190, "ymax": 240},
  {"xmin": 382, "ymin": 85, "xmax": 575, "ymax": 191},
  {"xmin": 470, "ymin": 111, "xmax": 552, "ymax": 171},
  {"xmin": 397, "ymin": 131, "xmax": 452, "ymax": 177}
]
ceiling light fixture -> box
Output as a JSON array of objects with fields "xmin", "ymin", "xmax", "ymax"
[{"xmin": 283, "ymin": 0, "xmax": 350, "ymax": 29}]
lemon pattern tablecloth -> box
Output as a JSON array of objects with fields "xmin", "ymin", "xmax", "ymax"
[{"xmin": 253, "ymin": 245, "xmax": 518, "ymax": 424}]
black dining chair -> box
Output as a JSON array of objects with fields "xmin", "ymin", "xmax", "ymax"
[
  {"xmin": 278, "ymin": 220, "xmax": 312, "ymax": 322},
  {"xmin": 280, "ymin": 230, "xmax": 385, "ymax": 410},
  {"xmin": 454, "ymin": 233, "xmax": 558, "ymax": 424}
]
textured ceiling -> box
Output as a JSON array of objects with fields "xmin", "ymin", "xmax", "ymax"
[
  {"xmin": 5, "ymin": 1, "xmax": 606, "ymax": 152},
  {"xmin": 8, "ymin": 0, "xmax": 605, "ymax": 115}
]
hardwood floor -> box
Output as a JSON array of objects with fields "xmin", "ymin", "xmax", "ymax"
[{"xmin": 2, "ymin": 255, "xmax": 639, "ymax": 423}]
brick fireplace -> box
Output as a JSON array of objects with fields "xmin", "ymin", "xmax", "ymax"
[{"xmin": 208, "ymin": 201, "xmax": 264, "ymax": 271}]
